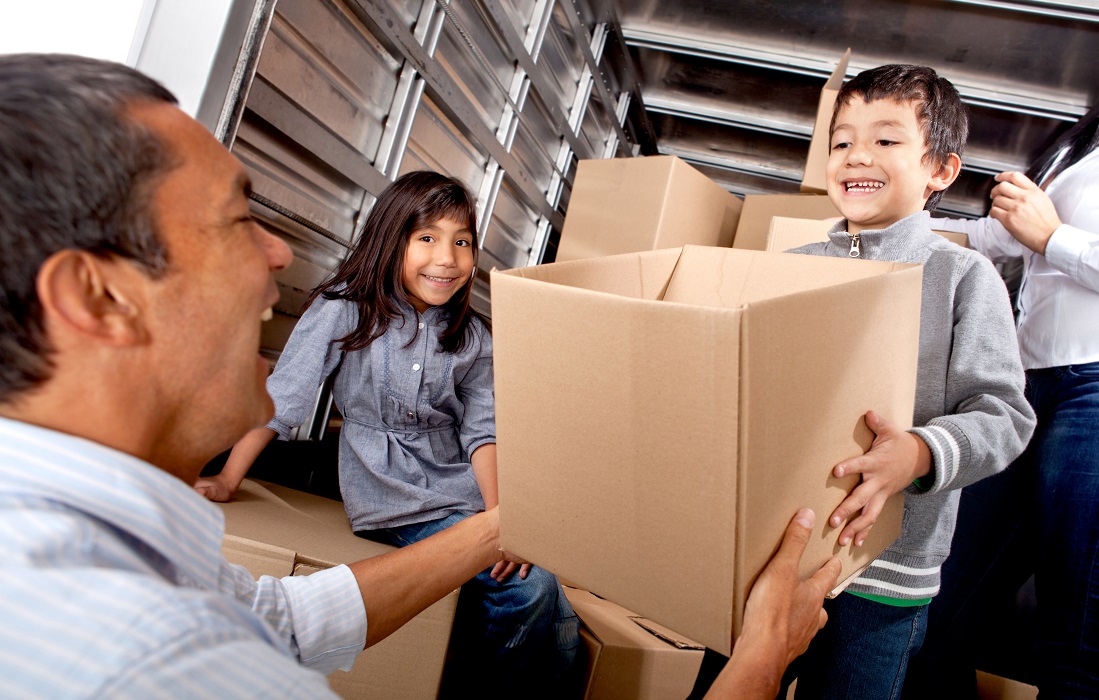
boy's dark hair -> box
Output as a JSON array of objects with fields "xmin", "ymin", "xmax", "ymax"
[
  {"xmin": 831, "ymin": 64, "xmax": 969, "ymax": 210},
  {"xmin": 308, "ymin": 170, "xmax": 483, "ymax": 354},
  {"xmin": 0, "ymin": 54, "xmax": 179, "ymax": 404}
]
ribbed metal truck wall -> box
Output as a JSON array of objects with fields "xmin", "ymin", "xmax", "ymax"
[{"xmin": 189, "ymin": 0, "xmax": 647, "ymax": 438}]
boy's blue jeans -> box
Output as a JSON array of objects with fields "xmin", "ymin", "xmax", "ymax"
[
  {"xmin": 783, "ymin": 592, "xmax": 928, "ymax": 700},
  {"xmin": 906, "ymin": 362, "xmax": 1099, "ymax": 698},
  {"xmin": 362, "ymin": 511, "xmax": 580, "ymax": 693}
]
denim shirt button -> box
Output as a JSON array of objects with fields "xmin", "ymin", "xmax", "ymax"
[
  {"xmin": 406, "ymin": 411, "xmax": 415, "ymax": 420},
  {"xmin": 412, "ymin": 363, "xmax": 421, "ymax": 372}
]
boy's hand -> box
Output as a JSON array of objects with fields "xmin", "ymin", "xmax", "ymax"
[
  {"xmin": 194, "ymin": 474, "xmax": 235, "ymax": 502},
  {"xmin": 828, "ymin": 410, "xmax": 931, "ymax": 547},
  {"xmin": 989, "ymin": 171, "xmax": 1063, "ymax": 255},
  {"xmin": 490, "ymin": 551, "xmax": 532, "ymax": 582}
]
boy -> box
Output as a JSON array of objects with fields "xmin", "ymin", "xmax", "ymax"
[{"xmin": 783, "ymin": 65, "xmax": 1036, "ymax": 699}]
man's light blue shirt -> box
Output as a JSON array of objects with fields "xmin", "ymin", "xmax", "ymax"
[{"xmin": 0, "ymin": 416, "xmax": 367, "ymax": 698}]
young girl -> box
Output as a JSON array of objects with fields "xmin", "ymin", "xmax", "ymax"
[{"xmin": 196, "ymin": 170, "xmax": 578, "ymax": 691}]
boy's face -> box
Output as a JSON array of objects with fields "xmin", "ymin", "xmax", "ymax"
[{"xmin": 826, "ymin": 97, "xmax": 958, "ymax": 235}]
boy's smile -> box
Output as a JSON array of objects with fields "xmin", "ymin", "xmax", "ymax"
[{"xmin": 827, "ymin": 97, "xmax": 959, "ymax": 235}]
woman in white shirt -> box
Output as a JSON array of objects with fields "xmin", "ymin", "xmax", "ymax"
[{"xmin": 905, "ymin": 104, "xmax": 1099, "ymax": 698}]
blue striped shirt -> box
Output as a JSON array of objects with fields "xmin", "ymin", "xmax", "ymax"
[{"xmin": 0, "ymin": 416, "xmax": 367, "ymax": 698}]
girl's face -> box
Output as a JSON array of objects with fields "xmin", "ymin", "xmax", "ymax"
[{"xmin": 401, "ymin": 216, "xmax": 475, "ymax": 313}]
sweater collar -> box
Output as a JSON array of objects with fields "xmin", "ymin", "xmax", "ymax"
[{"xmin": 826, "ymin": 211, "xmax": 937, "ymax": 263}]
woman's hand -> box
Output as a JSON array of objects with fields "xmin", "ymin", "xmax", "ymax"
[{"xmin": 989, "ymin": 171, "xmax": 1063, "ymax": 255}]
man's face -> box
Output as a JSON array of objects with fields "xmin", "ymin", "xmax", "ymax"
[
  {"xmin": 826, "ymin": 97, "xmax": 949, "ymax": 235},
  {"xmin": 130, "ymin": 102, "xmax": 292, "ymax": 480}
]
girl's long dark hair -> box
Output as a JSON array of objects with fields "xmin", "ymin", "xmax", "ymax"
[
  {"xmin": 1026, "ymin": 102, "xmax": 1099, "ymax": 186},
  {"xmin": 305, "ymin": 170, "xmax": 483, "ymax": 353}
]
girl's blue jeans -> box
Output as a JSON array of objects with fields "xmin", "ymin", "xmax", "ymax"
[
  {"xmin": 906, "ymin": 361, "xmax": 1099, "ymax": 698},
  {"xmin": 362, "ymin": 511, "xmax": 580, "ymax": 694}
]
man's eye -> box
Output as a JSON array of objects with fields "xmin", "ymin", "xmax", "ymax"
[
  {"xmin": 456, "ymin": 239, "xmax": 472, "ymax": 247},
  {"xmin": 831, "ymin": 142, "xmax": 850, "ymax": 150}
]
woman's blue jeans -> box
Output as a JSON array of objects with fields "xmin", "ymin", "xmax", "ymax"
[
  {"xmin": 906, "ymin": 361, "xmax": 1099, "ymax": 698},
  {"xmin": 362, "ymin": 511, "xmax": 580, "ymax": 694}
]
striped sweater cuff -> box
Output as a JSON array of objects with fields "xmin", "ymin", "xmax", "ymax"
[{"xmin": 909, "ymin": 423, "xmax": 970, "ymax": 492}]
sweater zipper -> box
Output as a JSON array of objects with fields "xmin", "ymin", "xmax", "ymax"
[{"xmin": 848, "ymin": 233, "xmax": 861, "ymax": 258}]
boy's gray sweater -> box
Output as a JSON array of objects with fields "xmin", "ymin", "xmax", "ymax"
[{"xmin": 789, "ymin": 211, "xmax": 1036, "ymax": 600}]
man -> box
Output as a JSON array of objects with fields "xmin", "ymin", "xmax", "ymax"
[{"xmin": 0, "ymin": 53, "xmax": 839, "ymax": 697}]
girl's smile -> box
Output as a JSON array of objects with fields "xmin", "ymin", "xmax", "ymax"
[{"xmin": 402, "ymin": 216, "xmax": 475, "ymax": 313}]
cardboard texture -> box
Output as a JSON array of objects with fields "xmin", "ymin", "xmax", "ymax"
[
  {"xmin": 802, "ymin": 49, "xmax": 852, "ymax": 193},
  {"xmin": 556, "ymin": 155, "xmax": 742, "ymax": 262},
  {"xmin": 733, "ymin": 193, "xmax": 840, "ymax": 251},
  {"xmin": 492, "ymin": 246, "xmax": 921, "ymax": 655},
  {"xmin": 564, "ymin": 587, "xmax": 704, "ymax": 700},
  {"xmin": 218, "ymin": 480, "xmax": 459, "ymax": 700},
  {"xmin": 765, "ymin": 216, "xmax": 972, "ymax": 252}
]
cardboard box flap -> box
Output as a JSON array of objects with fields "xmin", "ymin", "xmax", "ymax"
[
  {"xmin": 823, "ymin": 48, "xmax": 851, "ymax": 91},
  {"xmin": 629, "ymin": 617, "xmax": 705, "ymax": 651},
  {"xmin": 223, "ymin": 480, "xmax": 393, "ymax": 568},
  {"xmin": 802, "ymin": 49, "xmax": 852, "ymax": 194},
  {"xmin": 222, "ymin": 534, "xmax": 297, "ymax": 579},
  {"xmin": 565, "ymin": 587, "xmax": 705, "ymax": 700},
  {"xmin": 664, "ymin": 245, "xmax": 917, "ymax": 310},
  {"xmin": 500, "ymin": 247, "xmax": 682, "ymax": 302}
]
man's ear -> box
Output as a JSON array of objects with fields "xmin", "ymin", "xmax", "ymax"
[
  {"xmin": 36, "ymin": 250, "xmax": 147, "ymax": 345},
  {"xmin": 928, "ymin": 152, "xmax": 963, "ymax": 193}
]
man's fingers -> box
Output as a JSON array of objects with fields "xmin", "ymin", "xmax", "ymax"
[
  {"xmin": 775, "ymin": 508, "xmax": 816, "ymax": 564},
  {"xmin": 808, "ymin": 556, "xmax": 843, "ymax": 595}
]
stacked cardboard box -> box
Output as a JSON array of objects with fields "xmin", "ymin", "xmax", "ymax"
[
  {"xmin": 565, "ymin": 587, "xmax": 705, "ymax": 700},
  {"xmin": 491, "ymin": 245, "xmax": 922, "ymax": 655},
  {"xmin": 218, "ymin": 479, "xmax": 459, "ymax": 700},
  {"xmin": 555, "ymin": 155, "xmax": 742, "ymax": 262}
]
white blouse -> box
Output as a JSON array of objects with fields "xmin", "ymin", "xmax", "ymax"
[{"xmin": 934, "ymin": 147, "xmax": 1099, "ymax": 370}]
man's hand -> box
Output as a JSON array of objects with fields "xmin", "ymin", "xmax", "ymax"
[
  {"xmin": 829, "ymin": 410, "xmax": 930, "ymax": 547},
  {"xmin": 706, "ymin": 509, "xmax": 842, "ymax": 699},
  {"xmin": 989, "ymin": 171, "xmax": 1063, "ymax": 255}
]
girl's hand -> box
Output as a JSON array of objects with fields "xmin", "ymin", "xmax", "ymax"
[
  {"xmin": 828, "ymin": 410, "xmax": 931, "ymax": 547},
  {"xmin": 490, "ymin": 550, "xmax": 532, "ymax": 582},
  {"xmin": 194, "ymin": 474, "xmax": 235, "ymax": 502},
  {"xmin": 989, "ymin": 171, "xmax": 1063, "ymax": 255}
]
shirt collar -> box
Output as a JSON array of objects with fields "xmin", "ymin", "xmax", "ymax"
[{"xmin": 0, "ymin": 416, "xmax": 226, "ymax": 590}]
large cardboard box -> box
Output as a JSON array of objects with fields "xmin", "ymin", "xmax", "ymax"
[
  {"xmin": 219, "ymin": 480, "xmax": 459, "ymax": 700},
  {"xmin": 564, "ymin": 587, "xmax": 705, "ymax": 700},
  {"xmin": 556, "ymin": 155, "xmax": 742, "ymax": 262},
  {"xmin": 491, "ymin": 246, "xmax": 922, "ymax": 654},
  {"xmin": 733, "ymin": 193, "xmax": 840, "ymax": 251},
  {"xmin": 802, "ymin": 49, "xmax": 852, "ymax": 194}
]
